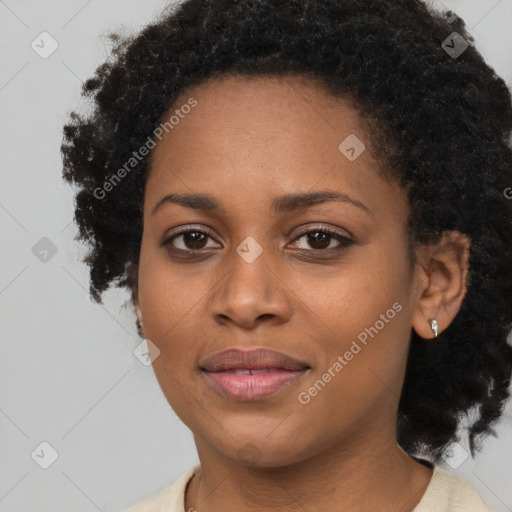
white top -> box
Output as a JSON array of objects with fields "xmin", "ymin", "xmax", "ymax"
[{"xmin": 121, "ymin": 464, "xmax": 492, "ymax": 512}]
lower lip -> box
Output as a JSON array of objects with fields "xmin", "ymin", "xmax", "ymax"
[{"xmin": 202, "ymin": 369, "xmax": 309, "ymax": 401}]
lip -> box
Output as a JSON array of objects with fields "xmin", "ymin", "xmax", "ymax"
[{"xmin": 200, "ymin": 347, "xmax": 311, "ymax": 401}]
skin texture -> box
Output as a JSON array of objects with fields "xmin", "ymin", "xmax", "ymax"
[{"xmin": 134, "ymin": 75, "xmax": 470, "ymax": 511}]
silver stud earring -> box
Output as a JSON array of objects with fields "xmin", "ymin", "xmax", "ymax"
[
  {"xmin": 428, "ymin": 318, "xmax": 438, "ymax": 338},
  {"xmin": 136, "ymin": 317, "xmax": 143, "ymax": 335}
]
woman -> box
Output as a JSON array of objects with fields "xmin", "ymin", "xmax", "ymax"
[{"xmin": 61, "ymin": 0, "xmax": 512, "ymax": 510}]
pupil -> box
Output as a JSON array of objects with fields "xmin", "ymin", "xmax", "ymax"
[
  {"xmin": 185, "ymin": 231, "xmax": 206, "ymax": 249},
  {"xmin": 309, "ymin": 231, "xmax": 329, "ymax": 249}
]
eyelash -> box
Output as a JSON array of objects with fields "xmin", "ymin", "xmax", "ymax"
[{"xmin": 162, "ymin": 224, "xmax": 354, "ymax": 255}]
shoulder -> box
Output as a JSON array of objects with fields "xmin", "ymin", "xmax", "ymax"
[
  {"xmin": 413, "ymin": 464, "xmax": 493, "ymax": 512},
  {"xmin": 120, "ymin": 465, "xmax": 200, "ymax": 512}
]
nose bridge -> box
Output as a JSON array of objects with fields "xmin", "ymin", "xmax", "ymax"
[{"xmin": 208, "ymin": 237, "xmax": 292, "ymax": 328}]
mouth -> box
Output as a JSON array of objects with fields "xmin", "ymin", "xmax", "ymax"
[{"xmin": 200, "ymin": 348, "xmax": 311, "ymax": 401}]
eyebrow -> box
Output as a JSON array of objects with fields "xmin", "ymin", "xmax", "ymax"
[{"xmin": 151, "ymin": 190, "xmax": 373, "ymax": 217}]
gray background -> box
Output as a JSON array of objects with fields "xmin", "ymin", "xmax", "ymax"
[{"xmin": 1, "ymin": 0, "xmax": 511, "ymax": 511}]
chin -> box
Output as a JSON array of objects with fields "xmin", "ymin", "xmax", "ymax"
[{"xmin": 218, "ymin": 436, "xmax": 313, "ymax": 469}]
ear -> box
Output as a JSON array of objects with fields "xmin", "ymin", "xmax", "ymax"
[{"xmin": 411, "ymin": 231, "xmax": 471, "ymax": 339}]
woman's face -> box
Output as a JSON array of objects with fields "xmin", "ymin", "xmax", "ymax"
[{"xmin": 137, "ymin": 74, "xmax": 422, "ymax": 466}]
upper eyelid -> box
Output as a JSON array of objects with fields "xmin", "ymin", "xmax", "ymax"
[
  {"xmin": 291, "ymin": 224, "xmax": 353, "ymax": 240},
  {"xmin": 165, "ymin": 224, "xmax": 353, "ymax": 247}
]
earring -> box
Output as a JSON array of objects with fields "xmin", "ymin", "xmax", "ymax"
[
  {"xmin": 428, "ymin": 317, "xmax": 438, "ymax": 338},
  {"xmin": 136, "ymin": 317, "xmax": 143, "ymax": 336}
]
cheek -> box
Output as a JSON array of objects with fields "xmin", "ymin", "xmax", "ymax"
[
  {"xmin": 137, "ymin": 248, "xmax": 201, "ymax": 374},
  {"xmin": 138, "ymin": 239, "xmax": 201, "ymax": 333},
  {"xmin": 293, "ymin": 286, "xmax": 410, "ymax": 438},
  {"xmin": 299, "ymin": 241, "xmax": 407, "ymax": 341},
  {"xmin": 301, "ymin": 238, "xmax": 411, "ymax": 395},
  {"xmin": 137, "ymin": 259, "xmax": 203, "ymax": 419}
]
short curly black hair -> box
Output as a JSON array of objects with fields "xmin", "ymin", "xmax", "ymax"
[{"xmin": 61, "ymin": 0, "xmax": 512, "ymax": 463}]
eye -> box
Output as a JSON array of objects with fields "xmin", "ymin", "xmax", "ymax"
[
  {"xmin": 163, "ymin": 225, "xmax": 220, "ymax": 252},
  {"xmin": 290, "ymin": 225, "xmax": 354, "ymax": 252},
  {"xmin": 162, "ymin": 224, "xmax": 354, "ymax": 254}
]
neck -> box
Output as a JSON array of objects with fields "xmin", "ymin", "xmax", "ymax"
[{"xmin": 185, "ymin": 433, "xmax": 433, "ymax": 512}]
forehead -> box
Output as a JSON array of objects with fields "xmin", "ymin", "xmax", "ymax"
[
  {"xmin": 144, "ymin": 73, "xmax": 404, "ymax": 222},
  {"xmin": 154, "ymin": 74, "xmax": 365, "ymax": 148},
  {"xmin": 148, "ymin": 75, "xmax": 371, "ymax": 174}
]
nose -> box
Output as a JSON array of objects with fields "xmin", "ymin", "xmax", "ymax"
[{"xmin": 208, "ymin": 248, "xmax": 293, "ymax": 330}]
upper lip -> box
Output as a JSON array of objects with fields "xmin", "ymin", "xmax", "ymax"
[{"xmin": 200, "ymin": 347, "xmax": 310, "ymax": 372}]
